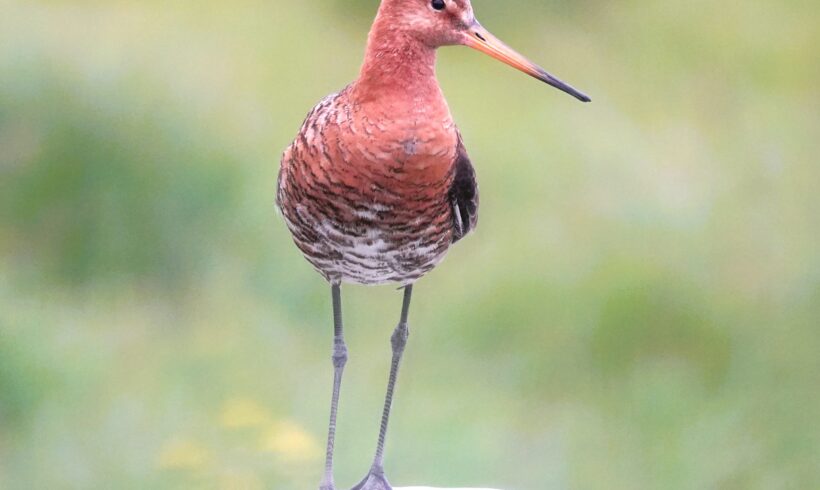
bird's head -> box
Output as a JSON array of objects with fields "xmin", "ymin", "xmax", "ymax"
[{"xmin": 377, "ymin": 0, "xmax": 590, "ymax": 102}]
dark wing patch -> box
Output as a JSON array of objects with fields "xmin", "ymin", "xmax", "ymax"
[{"xmin": 448, "ymin": 134, "xmax": 479, "ymax": 243}]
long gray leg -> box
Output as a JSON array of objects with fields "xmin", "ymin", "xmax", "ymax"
[
  {"xmin": 320, "ymin": 283, "xmax": 348, "ymax": 490},
  {"xmin": 352, "ymin": 285, "xmax": 413, "ymax": 490}
]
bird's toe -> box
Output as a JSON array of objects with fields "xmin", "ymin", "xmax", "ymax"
[{"xmin": 351, "ymin": 471, "xmax": 392, "ymax": 490}]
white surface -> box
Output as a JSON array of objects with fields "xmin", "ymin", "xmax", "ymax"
[{"xmin": 396, "ymin": 487, "xmax": 503, "ymax": 490}]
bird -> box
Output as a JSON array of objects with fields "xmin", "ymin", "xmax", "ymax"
[{"xmin": 276, "ymin": 1, "xmax": 589, "ymax": 489}]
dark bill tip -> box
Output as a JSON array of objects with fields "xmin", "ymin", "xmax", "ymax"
[{"xmin": 536, "ymin": 68, "xmax": 591, "ymax": 103}]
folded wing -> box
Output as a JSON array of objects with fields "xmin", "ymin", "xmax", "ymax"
[{"xmin": 448, "ymin": 134, "xmax": 479, "ymax": 243}]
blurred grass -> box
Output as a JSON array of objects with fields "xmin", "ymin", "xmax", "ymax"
[{"xmin": 0, "ymin": 0, "xmax": 818, "ymax": 488}]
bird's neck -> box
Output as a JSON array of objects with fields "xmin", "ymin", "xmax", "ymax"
[{"xmin": 352, "ymin": 21, "xmax": 442, "ymax": 105}]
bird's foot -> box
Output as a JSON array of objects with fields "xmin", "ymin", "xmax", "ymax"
[
  {"xmin": 350, "ymin": 468, "xmax": 392, "ymax": 490},
  {"xmin": 320, "ymin": 483, "xmax": 336, "ymax": 490}
]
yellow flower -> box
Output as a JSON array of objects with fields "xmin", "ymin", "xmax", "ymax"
[{"xmin": 260, "ymin": 420, "xmax": 321, "ymax": 462}]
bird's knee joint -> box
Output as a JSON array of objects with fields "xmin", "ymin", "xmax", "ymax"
[
  {"xmin": 390, "ymin": 322, "xmax": 409, "ymax": 352},
  {"xmin": 332, "ymin": 342, "xmax": 348, "ymax": 368}
]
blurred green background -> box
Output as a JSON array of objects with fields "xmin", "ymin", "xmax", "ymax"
[{"xmin": 1, "ymin": 0, "xmax": 818, "ymax": 488}]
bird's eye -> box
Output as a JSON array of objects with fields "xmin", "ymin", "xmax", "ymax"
[{"xmin": 431, "ymin": 0, "xmax": 446, "ymax": 11}]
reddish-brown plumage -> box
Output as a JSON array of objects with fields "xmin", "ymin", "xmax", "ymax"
[{"xmin": 277, "ymin": 0, "xmax": 478, "ymax": 285}]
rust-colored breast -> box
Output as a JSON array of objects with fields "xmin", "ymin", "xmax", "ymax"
[{"xmin": 277, "ymin": 87, "xmax": 464, "ymax": 285}]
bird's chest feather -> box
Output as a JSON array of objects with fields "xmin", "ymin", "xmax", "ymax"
[
  {"xmin": 278, "ymin": 92, "xmax": 460, "ymax": 284},
  {"xmin": 283, "ymin": 92, "xmax": 457, "ymax": 227},
  {"xmin": 336, "ymin": 97, "xmax": 458, "ymax": 191}
]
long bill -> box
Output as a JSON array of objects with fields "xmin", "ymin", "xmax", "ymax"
[{"xmin": 463, "ymin": 22, "xmax": 591, "ymax": 103}]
